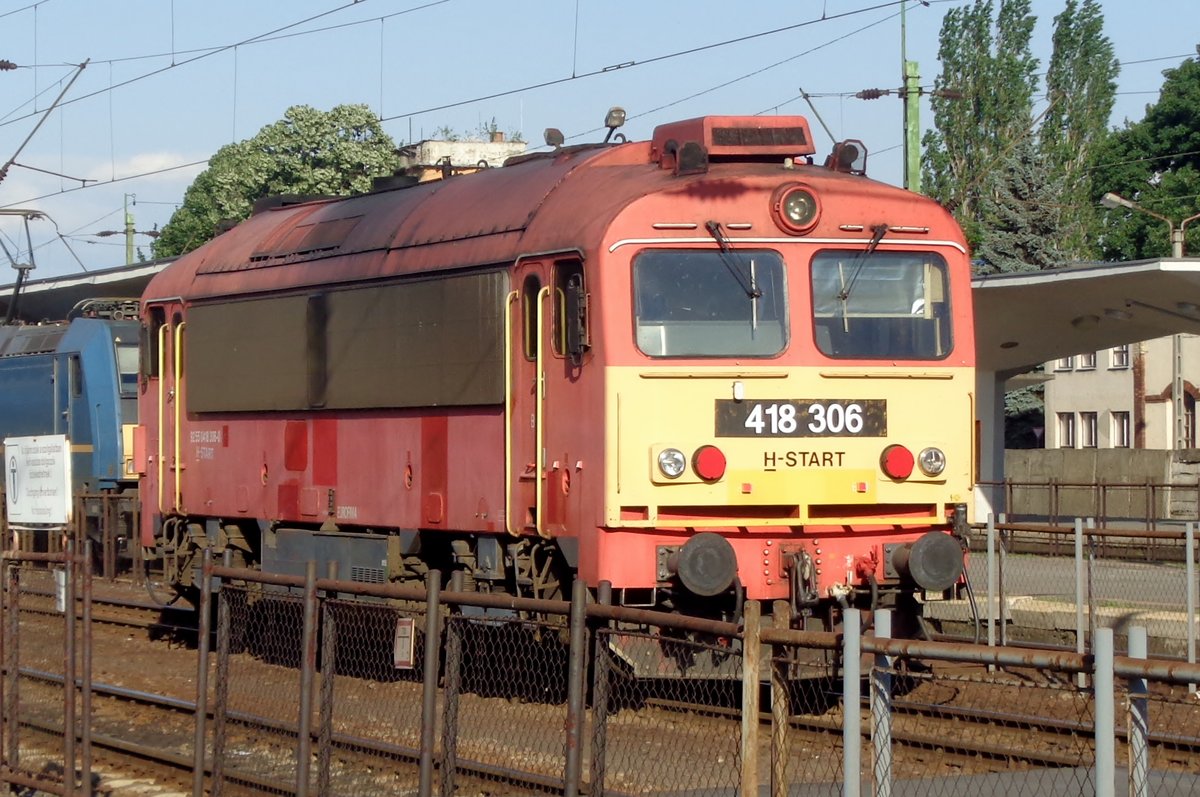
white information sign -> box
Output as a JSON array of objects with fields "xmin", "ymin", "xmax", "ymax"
[{"xmin": 4, "ymin": 435, "xmax": 73, "ymax": 526}]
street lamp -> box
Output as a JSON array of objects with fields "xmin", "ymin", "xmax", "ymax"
[
  {"xmin": 1100, "ymin": 192, "xmax": 1200, "ymax": 448},
  {"xmin": 1100, "ymin": 192, "xmax": 1200, "ymax": 259}
]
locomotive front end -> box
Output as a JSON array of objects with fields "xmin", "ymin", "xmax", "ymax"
[{"xmin": 593, "ymin": 117, "xmax": 975, "ymax": 637}]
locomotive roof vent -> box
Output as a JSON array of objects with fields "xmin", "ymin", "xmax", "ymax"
[{"xmin": 651, "ymin": 116, "xmax": 817, "ymax": 170}]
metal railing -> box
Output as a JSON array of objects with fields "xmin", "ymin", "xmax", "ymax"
[
  {"xmin": 0, "ymin": 490, "xmax": 140, "ymax": 582},
  {"xmin": 979, "ymin": 478, "xmax": 1200, "ymax": 528}
]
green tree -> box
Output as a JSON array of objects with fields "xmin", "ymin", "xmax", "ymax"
[
  {"xmin": 922, "ymin": 0, "xmax": 1038, "ymax": 247},
  {"xmin": 155, "ymin": 104, "xmax": 402, "ymax": 257},
  {"xmin": 1092, "ymin": 49, "xmax": 1200, "ymax": 261},
  {"xmin": 975, "ymin": 137, "xmax": 1064, "ymax": 274},
  {"xmin": 1038, "ymin": 0, "xmax": 1118, "ymax": 260}
]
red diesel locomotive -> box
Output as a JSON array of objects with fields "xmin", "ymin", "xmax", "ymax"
[{"xmin": 137, "ymin": 112, "xmax": 974, "ymax": 656}]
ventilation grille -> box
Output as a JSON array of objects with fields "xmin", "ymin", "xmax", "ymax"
[{"xmin": 351, "ymin": 566, "xmax": 386, "ymax": 584}]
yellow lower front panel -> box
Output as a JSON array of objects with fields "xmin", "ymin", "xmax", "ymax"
[{"xmin": 605, "ymin": 364, "xmax": 973, "ymax": 528}]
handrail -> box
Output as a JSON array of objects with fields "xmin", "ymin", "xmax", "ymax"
[
  {"xmin": 156, "ymin": 322, "xmax": 167, "ymax": 514},
  {"xmin": 535, "ymin": 285, "xmax": 550, "ymax": 539},
  {"xmin": 173, "ymin": 321, "xmax": 185, "ymax": 512},
  {"xmin": 503, "ymin": 291, "xmax": 519, "ymax": 537}
]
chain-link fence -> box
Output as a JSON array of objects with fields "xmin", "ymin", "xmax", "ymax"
[
  {"xmin": 933, "ymin": 518, "xmax": 1200, "ymax": 666},
  {"xmin": 0, "ymin": 547, "xmax": 91, "ymax": 796},
  {"xmin": 4, "ymin": 547, "xmax": 1200, "ymax": 796}
]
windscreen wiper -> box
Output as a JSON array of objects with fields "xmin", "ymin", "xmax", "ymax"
[
  {"xmin": 837, "ymin": 223, "xmax": 889, "ymax": 303},
  {"xmin": 705, "ymin": 220, "xmax": 762, "ymax": 299}
]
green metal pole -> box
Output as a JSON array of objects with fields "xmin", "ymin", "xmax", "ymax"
[
  {"xmin": 123, "ymin": 195, "xmax": 134, "ymax": 265},
  {"xmin": 904, "ymin": 61, "xmax": 921, "ymax": 193}
]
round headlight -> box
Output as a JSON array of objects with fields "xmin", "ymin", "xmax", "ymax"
[
  {"xmin": 772, "ymin": 184, "xmax": 819, "ymax": 233},
  {"xmin": 658, "ymin": 448, "xmax": 687, "ymax": 479},
  {"xmin": 918, "ymin": 447, "xmax": 947, "ymax": 477}
]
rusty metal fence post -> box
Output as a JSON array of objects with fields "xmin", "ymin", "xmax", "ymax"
[
  {"xmin": 1189, "ymin": 523, "xmax": 1197, "ymax": 695},
  {"xmin": 564, "ymin": 579, "xmax": 587, "ymax": 797},
  {"xmin": 210, "ymin": 567, "xmax": 232, "ymax": 797},
  {"xmin": 317, "ymin": 590, "xmax": 336, "ymax": 797},
  {"xmin": 740, "ymin": 600, "xmax": 761, "ymax": 797},
  {"xmin": 588, "ymin": 617, "xmax": 610, "ymax": 797},
  {"xmin": 1075, "ymin": 518, "xmax": 1087, "ymax": 688},
  {"xmin": 769, "ymin": 602, "xmax": 790, "ymax": 797},
  {"xmin": 3, "ymin": 563, "xmax": 18, "ymax": 780},
  {"xmin": 296, "ymin": 561, "xmax": 319, "ymax": 797},
  {"xmin": 986, "ymin": 515, "xmax": 997, "ymax": 651},
  {"xmin": 0, "ymin": 562, "xmax": 9, "ymax": 791},
  {"xmin": 418, "ymin": 569, "xmax": 441, "ymax": 797},
  {"xmin": 441, "ymin": 576, "xmax": 463, "ymax": 797},
  {"xmin": 192, "ymin": 549, "xmax": 213, "ymax": 797},
  {"xmin": 80, "ymin": 541, "xmax": 93, "ymax": 796},
  {"xmin": 63, "ymin": 541, "xmax": 76, "ymax": 797}
]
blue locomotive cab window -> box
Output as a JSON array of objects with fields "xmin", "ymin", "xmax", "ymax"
[
  {"xmin": 633, "ymin": 249, "xmax": 787, "ymax": 357},
  {"xmin": 811, "ymin": 251, "xmax": 951, "ymax": 360},
  {"xmin": 115, "ymin": 342, "xmax": 139, "ymax": 396}
]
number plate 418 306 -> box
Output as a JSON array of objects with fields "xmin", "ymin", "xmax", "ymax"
[{"xmin": 714, "ymin": 399, "xmax": 887, "ymax": 437}]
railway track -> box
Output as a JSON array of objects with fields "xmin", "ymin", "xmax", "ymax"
[
  {"xmin": 9, "ymin": 664, "xmax": 583, "ymax": 795},
  {"xmin": 642, "ymin": 668, "xmax": 1200, "ymax": 776},
  {"xmin": 19, "ymin": 582, "xmax": 196, "ymax": 635}
]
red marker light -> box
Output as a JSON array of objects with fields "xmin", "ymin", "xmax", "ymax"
[
  {"xmin": 880, "ymin": 444, "xmax": 914, "ymax": 480},
  {"xmin": 693, "ymin": 445, "xmax": 727, "ymax": 481}
]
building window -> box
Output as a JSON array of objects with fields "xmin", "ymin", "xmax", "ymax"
[
  {"xmin": 1111, "ymin": 411, "xmax": 1130, "ymax": 448},
  {"xmin": 1058, "ymin": 412, "xmax": 1076, "ymax": 448},
  {"xmin": 1110, "ymin": 345, "xmax": 1130, "ymax": 369},
  {"xmin": 1054, "ymin": 356, "xmax": 1074, "ymax": 371},
  {"xmin": 1077, "ymin": 352, "xmax": 1096, "ymax": 370},
  {"xmin": 1080, "ymin": 412, "xmax": 1098, "ymax": 447}
]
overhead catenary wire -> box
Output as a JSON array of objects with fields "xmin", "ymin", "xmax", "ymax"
[
  {"xmin": 379, "ymin": 0, "xmax": 910, "ymax": 124},
  {"xmin": 1, "ymin": 1, "xmax": 1195, "ymax": 274}
]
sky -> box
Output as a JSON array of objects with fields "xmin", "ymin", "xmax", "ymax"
[{"xmin": 0, "ymin": 0, "xmax": 1197, "ymax": 280}]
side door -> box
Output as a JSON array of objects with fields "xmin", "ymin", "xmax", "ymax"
[
  {"xmin": 141, "ymin": 302, "xmax": 186, "ymax": 517},
  {"xmin": 506, "ymin": 257, "xmax": 589, "ymax": 539},
  {"xmin": 507, "ymin": 262, "xmax": 550, "ymax": 537}
]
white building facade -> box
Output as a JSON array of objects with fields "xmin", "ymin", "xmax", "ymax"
[{"xmin": 1043, "ymin": 334, "xmax": 1199, "ymax": 449}]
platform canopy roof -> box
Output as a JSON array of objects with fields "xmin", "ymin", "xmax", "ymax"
[
  {"xmin": 0, "ymin": 259, "xmax": 171, "ymax": 323},
  {"xmin": 972, "ymin": 258, "xmax": 1200, "ymax": 378}
]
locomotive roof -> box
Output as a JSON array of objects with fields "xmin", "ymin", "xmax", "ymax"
[
  {"xmin": 0, "ymin": 322, "xmax": 69, "ymax": 357},
  {"xmin": 144, "ymin": 115, "xmax": 942, "ymax": 302},
  {"xmin": 0, "ymin": 317, "xmax": 137, "ymax": 358}
]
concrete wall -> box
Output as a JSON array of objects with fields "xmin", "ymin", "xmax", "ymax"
[{"xmin": 1003, "ymin": 448, "xmax": 1200, "ymax": 520}]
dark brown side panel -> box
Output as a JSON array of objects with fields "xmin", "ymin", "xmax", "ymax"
[
  {"xmin": 185, "ymin": 270, "xmax": 507, "ymax": 413},
  {"xmin": 323, "ymin": 271, "xmax": 506, "ymax": 408},
  {"xmin": 186, "ymin": 295, "xmax": 309, "ymax": 412}
]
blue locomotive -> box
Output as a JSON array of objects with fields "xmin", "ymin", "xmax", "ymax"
[{"xmin": 1, "ymin": 301, "xmax": 140, "ymax": 566}]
